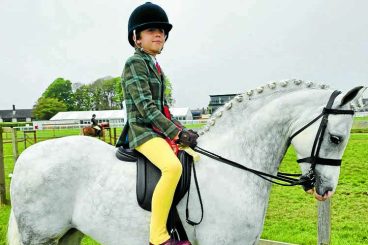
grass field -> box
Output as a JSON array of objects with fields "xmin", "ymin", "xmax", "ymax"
[
  {"xmin": 354, "ymin": 116, "xmax": 368, "ymax": 121},
  {"xmin": 262, "ymin": 133, "xmax": 368, "ymax": 244},
  {"xmin": 0, "ymin": 125, "xmax": 367, "ymax": 244}
]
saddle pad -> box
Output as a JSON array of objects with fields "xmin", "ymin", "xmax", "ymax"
[{"xmin": 137, "ymin": 150, "xmax": 193, "ymax": 211}]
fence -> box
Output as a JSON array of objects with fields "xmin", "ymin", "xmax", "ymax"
[{"xmin": 0, "ymin": 127, "xmax": 5, "ymax": 205}]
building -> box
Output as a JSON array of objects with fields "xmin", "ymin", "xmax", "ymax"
[
  {"xmin": 46, "ymin": 107, "xmax": 193, "ymax": 128},
  {"xmin": 170, "ymin": 107, "xmax": 193, "ymax": 121},
  {"xmin": 363, "ymin": 98, "xmax": 368, "ymax": 111},
  {"xmin": 0, "ymin": 105, "xmax": 33, "ymax": 122},
  {"xmin": 190, "ymin": 109, "xmax": 202, "ymax": 120},
  {"xmin": 49, "ymin": 110, "xmax": 125, "ymax": 128},
  {"xmin": 208, "ymin": 94, "xmax": 239, "ymax": 114}
]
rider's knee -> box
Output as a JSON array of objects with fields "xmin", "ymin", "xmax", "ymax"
[{"xmin": 165, "ymin": 160, "xmax": 182, "ymax": 178}]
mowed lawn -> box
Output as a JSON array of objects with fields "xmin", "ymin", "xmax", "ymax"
[
  {"xmin": 262, "ymin": 133, "xmax": 368, "ymax": 245},
  {"xmin": 0, "ymin": 128, "xmax": 367, "ymax": 245}
]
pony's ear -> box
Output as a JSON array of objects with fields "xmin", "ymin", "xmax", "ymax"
[{"xmin": 339, "ymin": 86, "xmax": 365, "ymax": 107}]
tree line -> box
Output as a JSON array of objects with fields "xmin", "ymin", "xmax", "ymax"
[{"xmin": 32, "ymin": 76, "xmax": 174, "ymax": 120}]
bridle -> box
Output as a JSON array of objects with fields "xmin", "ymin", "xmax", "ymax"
[
  {"xmin": 186, "ymin": 90, "xmax": 354, "ymax": 226},
  {"xmin": 287, "ymin": 90, "xmax": 354, "ymax": 189}
]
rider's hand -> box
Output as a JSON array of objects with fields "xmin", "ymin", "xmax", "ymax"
[
  {"xmin": 178, "ymin": 129, "xmax": 199, "ymax": 148},
  {"xmin": 174, "ymin": 131, "xmax": 180, "ymax": 141}
]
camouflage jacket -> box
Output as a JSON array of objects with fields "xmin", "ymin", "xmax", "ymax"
[{"xmin": 119, "ymin": 49, "xmax": 180, "ymax": 149}]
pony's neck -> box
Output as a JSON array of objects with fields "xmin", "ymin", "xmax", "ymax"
[{"xmin": 198, "ymin": 89, "xmax": 332, "ymax": 175}]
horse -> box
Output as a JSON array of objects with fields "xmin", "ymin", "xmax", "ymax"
[
  {"xmin": 7, "ymin": 80, "xmax": 365, "ymax": 245},
  {"xmin": 82, "ymin": 122, "xmax": 109, "ymax": 137}
]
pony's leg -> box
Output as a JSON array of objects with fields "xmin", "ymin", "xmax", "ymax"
[
  {"xmin": 18, "ymin": 228, "xmax": 58, "ymax": 245},
  {"xmin": 58, "ymin": 228, "xmax": 84, "ymax": 245},
  {"xmin": 16, "ymin": 214, "xmax": 70, "ymax": 245}
]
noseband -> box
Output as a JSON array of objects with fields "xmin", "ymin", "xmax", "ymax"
[{"xmin": 288, "ymin": 90, "xmax": 354, "ymax": 189}]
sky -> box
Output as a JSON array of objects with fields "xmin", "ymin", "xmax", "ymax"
[{"xmin": 1, "ymin": 0, "xmax": 367, "ymax": 110}]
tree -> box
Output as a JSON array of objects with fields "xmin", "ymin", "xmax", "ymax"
[
  {"xmin": 74, "ymin": 85, "xmax": 94, "ymax": 111},
  {"xmin": 43, "ymin": 78, "xmax": 74, "ymax": 110},
  {"xmin": 164, "ymin": 76, "xmax": 175, "ymax": 106},
  {"xmin": 33, "ymin": 97, "xmax": 67, "ymax": 120},
  {"xmin": 88, "ymin": 76, "xmax": 123, "ymax": 110},
  {"xmin": 113, "ymin": 77, "xmax": 124, "ymax": 109}
]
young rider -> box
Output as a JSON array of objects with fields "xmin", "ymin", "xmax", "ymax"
[
  {"xmin": 123, "ymin": 2, "xmax": 198, "ymax": 245},
  {"xmin": 91, "ymin": 114, "xmax": 101, "ymax": 136}
]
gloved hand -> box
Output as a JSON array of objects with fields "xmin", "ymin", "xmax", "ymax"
[{"xmin": 178, "ymin": 129, "xmax": 199, "ymax": 148}]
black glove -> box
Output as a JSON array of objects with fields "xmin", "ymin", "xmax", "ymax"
[{"xmin": 178, "ymin": 129, "xmax": 199, "ymax": 148}]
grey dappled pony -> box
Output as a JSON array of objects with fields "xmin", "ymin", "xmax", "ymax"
[{"xmin": 8, "ymin": 80, "xmax": 365, "ymax": 245}]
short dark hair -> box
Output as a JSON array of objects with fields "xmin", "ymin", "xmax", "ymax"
[{"xmin": 135, "ymin": 30, "xmax": 142, "ymax": 40}]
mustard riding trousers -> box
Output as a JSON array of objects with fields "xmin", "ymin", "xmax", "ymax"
[{"xmin": 135, "ymin": 137, "xmax": 182, "ymax": 245}]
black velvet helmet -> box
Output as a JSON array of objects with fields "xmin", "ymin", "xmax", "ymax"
[{"xmin": 128, "ymin": 2, "xmax": 173, "ymax": 47}]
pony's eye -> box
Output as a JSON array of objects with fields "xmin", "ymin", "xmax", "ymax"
[{"xmin": 329, "ymin": 135, "xmax": 342, "ymax": 145}]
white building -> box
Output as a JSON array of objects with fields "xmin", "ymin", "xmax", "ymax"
[
  {"xmin": 35, "ymin": 110, "xmax": 126, "ymax": 129},
  {"xmin": 32, "ymin": 107, "xmax": 194, "ymax": 130},
  {"xmin": 170, "ymin": 107, "xmax": 193, "ymax": 121}
]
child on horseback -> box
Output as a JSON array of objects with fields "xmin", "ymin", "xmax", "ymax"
[
  {"xmin": 91, "ymin": 114, "xmax": 101, "ymax": 137},
  {"xmin": 122, "ymin": 2, "xmax": 198, "ymax": 245}
]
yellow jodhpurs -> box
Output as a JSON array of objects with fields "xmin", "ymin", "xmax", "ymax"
[{"xmin": 136, "ymin": 137, "xmax": 182, "ymax": 245}]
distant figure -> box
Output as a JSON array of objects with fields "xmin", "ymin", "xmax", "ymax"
[{"xmin": 91, "ymin": 114, "xmax": 101, "ymax": 137}]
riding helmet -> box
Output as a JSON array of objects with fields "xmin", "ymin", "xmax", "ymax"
[{"xmin": 128, "ymin": 2, "xmax": 173, "ymax": 47}]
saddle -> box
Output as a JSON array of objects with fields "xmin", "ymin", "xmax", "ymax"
[{"xmin": 115, "ymin": 145, "xmax": 193, "ymax": 240}]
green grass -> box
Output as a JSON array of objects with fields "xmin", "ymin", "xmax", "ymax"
[
  {"xmin": 262, "ymin": 134, "xmax": 368, "ymax": 245},
  {"xmin": 0, "ymin": 128, "xmax": 367, "ymax": 244},
  {"xmin": 354, "ymin": 116, "xmax": 368, "ymax": 121}
]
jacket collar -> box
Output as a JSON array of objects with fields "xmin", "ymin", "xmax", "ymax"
[{"xmin": 134, "ymin": 48, "xmax": 162, "ymax": 81}]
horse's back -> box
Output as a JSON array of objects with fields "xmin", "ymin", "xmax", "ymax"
[
  {"xmin": 11, "ymin": 137, "xmax": 127, "ymax": 215},
  {"xmin": 10, "ymin": 136, "xmax": 140, "ymax": 243}
]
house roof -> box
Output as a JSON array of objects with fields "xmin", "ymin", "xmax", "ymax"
[
  {"xmin": 0, "ymin": 109, "xmax": 33, "ymax": 119},
  {"xmin": 170, "ymin": 107, "xmax": 191, "ymax": 117},
  {"xmin": 190, "ymin": 109, "xmax": 202, "ymax": 116},
  {"xmin": 209, "ymin": 93, "xmax": 239, "ymax": 97}
]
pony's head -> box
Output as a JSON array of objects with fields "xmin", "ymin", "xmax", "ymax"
[{"xmin": 291, "ymin": 86, "xmax": 365, "ymax": 201}]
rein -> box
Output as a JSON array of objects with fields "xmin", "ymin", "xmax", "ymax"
[
  {"xmin": 194, "ymin": 146, "xmax": 305, "ymax": 186},
  {"xmin": 185, "ymin": 90, "xmax": 354, "ymax": 226}
]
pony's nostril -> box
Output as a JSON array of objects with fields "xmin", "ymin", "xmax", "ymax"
[
  {"xmin": 317, "ymin": 187, "xmax": 333, "ymax": 196},
  {"xmin": 316, "ymin": 186, "xmax": 333, "ymax": 196},
  {"xmin": 323, "ymin": 187, "xmax": 333, "ymax": 196}
]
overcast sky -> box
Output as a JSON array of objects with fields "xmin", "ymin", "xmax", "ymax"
[{"xmin": 1, "ymin": 0, "xmax": 367, "ymax": 110}]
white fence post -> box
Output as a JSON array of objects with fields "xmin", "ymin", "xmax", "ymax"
[
  {"xmin": 0, "ymin": 127, "xmax": 6, "ymax": 205},
  {"xmin": 11, "ymin": 127, "xmax": 19, "ymax": 164}
]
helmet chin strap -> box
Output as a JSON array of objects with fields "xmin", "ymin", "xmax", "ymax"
[{"xmin": 133, "ymin": 30, "xmax": 163, "ymax": 55}]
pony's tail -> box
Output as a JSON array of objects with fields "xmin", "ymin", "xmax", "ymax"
[{"xmin": 7, "ymin": 209, "xmax": 23, "ymax": 245}]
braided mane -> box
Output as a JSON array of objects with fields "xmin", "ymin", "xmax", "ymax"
[{"xmin": 199, "ymin": 79, "xmax": 332, "ymax": 135}]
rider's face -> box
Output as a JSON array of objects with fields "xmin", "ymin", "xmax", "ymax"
[{"xmin": 137, "ymin": 28, "xmax": 165, "ymax": 55}]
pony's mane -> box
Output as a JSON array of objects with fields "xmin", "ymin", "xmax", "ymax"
[{"xmin": 199, "ymin": 79, "xmax": 332, "ymax": 135}]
